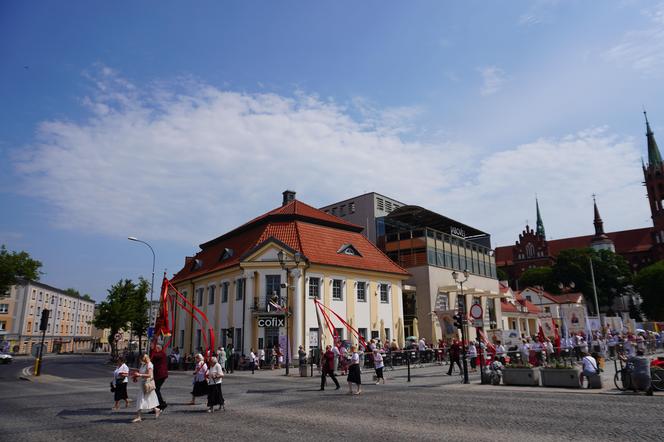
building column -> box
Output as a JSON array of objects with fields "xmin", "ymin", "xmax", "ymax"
[{"xmin": 292, "ymin": 269, "xmax": 303, "ymax": 352}]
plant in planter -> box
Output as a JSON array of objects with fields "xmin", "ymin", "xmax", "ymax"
[
  {"xmin": 502, "ymin": 363, "xmax": 540, "ymax": 386},
  {"xmin": 541, "ymin": 362, "xmax": 581, "ymax": 388}
]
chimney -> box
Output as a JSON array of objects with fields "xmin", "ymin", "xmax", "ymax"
[{"xmin": 282, "ymin": 190, "xmax": 296, "ymax": 206}]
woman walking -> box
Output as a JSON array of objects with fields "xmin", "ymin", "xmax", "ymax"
[
  {"xmin": 347, "ymin": 345, "xmax": 362, "ymax": 395},
  {"xmin": 206, "ymin": 356, "xmax": 225, "ymax": 412},
  {"xmin": 189, "ymin": 353, "xmax": 208, "ymax": 405},
  {"xmin": 112, "ymin": 356, "xmax": 129, "ymax": 410},
  {"xmin": 373, "ymin": 349, "xmax": 385, "ymax": 384},
  {"xmin": 131, "ymin": 354, "xmax": 160, "ymax": 423}
]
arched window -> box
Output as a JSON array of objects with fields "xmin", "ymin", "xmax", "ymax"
[{"xmin": 525, "ymin": 243, "xmax": 535, "ymax": 258}]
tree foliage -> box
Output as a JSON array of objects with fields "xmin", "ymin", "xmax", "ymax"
[
  {"xmin": 518, "ymin": 266, "xmax": 560, "ymax": 294},
  {"xmin": 552, "ymin": 248, "xmax": 632, "ymax": 313},
  {"xmin": 0, "ymin": 245, "xmax": 42, "ymax": 298},
  {"xmin": 635, "ymin": 260, "xmax": 664, "ymax": 321},
  {"xmin": 93, "ymin": 278, "xmax": 150, "ymax": 358}
]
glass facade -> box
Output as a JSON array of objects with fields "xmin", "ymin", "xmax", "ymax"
[{"xmin": 383, "ymin": 223, "xmax": 497, "ymax": 278}]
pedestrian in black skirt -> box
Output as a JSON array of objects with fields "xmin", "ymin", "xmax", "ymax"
[
  {"xmin": 346, "ymin": 345, "xmax": 362, "ymax": 395},
  {"xmin": 206, "ymin": 356, "xmax": 225, "ymax": 412},
  {"xmin": 188, "ymin": 354, "xmax": 208, "ymax": 405},
  {"xmin": 112, "ymin": 357, "xmax": 129, "ymax": 409}
]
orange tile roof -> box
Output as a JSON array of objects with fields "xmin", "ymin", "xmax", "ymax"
[{"xmin": 172, "ymin": 199, "xmax": 409, "ymax": 283}]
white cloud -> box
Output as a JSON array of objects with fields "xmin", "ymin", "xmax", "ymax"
[
  {"xmin": 12, "ymin": 69, "xmax": 650, "ymax": 250},
  {"xmin": 604, "ymin": 2, "xmax": 664, "ymax": 76},
  {"xmin": 12, "ymin": 68, "xmax": 466, "ymax": 245},
  {"xmin": 438, "ymin": 127, "xmax": 648, "ymax": 246},
  {"xmin": 478, "ymin": 66, "xmax": 506, "ymax": 96},
  {"xmin": 518, "ymin": 0, "xmax": 559, "ymax": 26}
]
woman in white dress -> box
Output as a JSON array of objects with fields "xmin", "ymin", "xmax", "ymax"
[
  {"xmin": 206, "ymin": 356, "xmax": 225, "ymax": 412},
  {"xmin": 131, "ymin": 353, "xmax": 160, "ymax": 423}
]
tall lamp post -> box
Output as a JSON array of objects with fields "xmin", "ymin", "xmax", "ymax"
[
  {"xmin": 128, "ymin": 236, "xmax": 155, "ymax": 355},
  {"xmin": 452, "ymin": 269, "xmax": 470, "ymax": 384},
  {"xmin": 277, "ymin": 250, "xmax": 302, "ymax": 376}
]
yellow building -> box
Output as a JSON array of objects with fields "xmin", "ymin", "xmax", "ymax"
[
  {"xmin": 170, "ymin": 191, "xmax": 409, "ymax": 361},
  {"xmin": 1, "ymin": 280, "xmax": 95, "ymax": 354}
]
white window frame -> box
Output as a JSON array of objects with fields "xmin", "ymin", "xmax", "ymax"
[
  {"xmin": 307, "ymin": 274, "xmax": 323, "ymax": 299},
  {"xmin": 331, "ymin": 278, "xmax": 344, "ymax": 301},
  {"xmin": 356, "ymin": 280, "xmax": 367, "ymax": 302},
  {"xmin": 378, "ymin": 283, "xmax": 390, "ymax": 304}
]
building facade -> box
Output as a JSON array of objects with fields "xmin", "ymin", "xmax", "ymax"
[
  {"xmin": 1, "ymin": 280, "xmax": 95, "ymax": 354},
  {"xmin": 170, "ymin": 191, "xmax": 409, "ymax": 360},
  {"xmin": 319, "ymin": 192, "xmax": 406, "ymax": 243},
  {"xmin": 321, "ymin": 194, "xmax": 503, "ymax": 343}
]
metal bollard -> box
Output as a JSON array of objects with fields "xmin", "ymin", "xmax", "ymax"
[{"xmin": 407, "ymin": 352, "xmax": 411, "ymax": 382}]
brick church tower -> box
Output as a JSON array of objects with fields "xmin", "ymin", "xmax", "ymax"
[{"xmin": 643, "ymin": 111, "xmax": 664, "ymax": 259}]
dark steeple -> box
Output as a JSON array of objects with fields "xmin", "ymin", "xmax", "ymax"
[
  {"xmin": 645, "ymin": 110, "xmax": 663, "ymax": 167},
  {"xmin": 592, "ymin": 194, "xmax": 606, "ymax": 237},
  {"xmin": 535, "ymin": 198, "xmax": 545, "ymax": 239}
]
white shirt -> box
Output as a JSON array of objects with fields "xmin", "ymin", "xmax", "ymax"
[
  {"xmin": 350, "ymin": 352, "xmax": 359, "ymax": 365},
  {"xmin": 114, "ymin": 363, "xmax": 129, "ymax": 384},
  {"xmin": 207, "ymin": 362, "xmax": 223, "ymax": 385},
  {"xmin": 250, "ymin": 351, "xmax": 256, "ymax": 362},
  {"xmin": 495, "ymin": 345, "xmax": 506, "ymax": 356},
  {"xmin": 373, "ymin": 352, "xmax": 384, "ymax": 369},
  {"xmin": 467, "ymin": 345, "xmax": 477, "ymax": 357},
  {"xmin": 418, "ymin": 340, "xmax": 426, "ymax": 351},
  {"xmin": 582, "ymin": 355, "xmax": 597, "ymax": 374},
  {"xmin": 193, "ymin": 362, "xmax": 208, "ymax": 382}
]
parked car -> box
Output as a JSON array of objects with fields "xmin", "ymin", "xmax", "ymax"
[{"xmin": 0, "ymin": 352, "xmax": 12, "ymax": 364}]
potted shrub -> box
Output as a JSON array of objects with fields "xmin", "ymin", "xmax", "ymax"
[
  {"xmin": 502, "ymin": 362, "xmax": 540, "ymax": 386},
  {"xmin": 541, "ymin": 360, "xmax": 581, "ymax": 388}
]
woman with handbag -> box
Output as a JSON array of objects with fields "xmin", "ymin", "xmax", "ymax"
[
  {"xmin": 188, "ymin": 353, "xmax": 208, "ymax": 405},
  {"xmin": 206, "ymin": 356, "xmax": 225, "ymax": 412},
  {"xmin": 112, "ymin": 356, "xmax": 129, "ymax": 410},
  {"xmin": 131, "ymin": 353, "xmax": 160, "ymax": 423},
  {"xmin": 346, "ymin": 345, "xmax": 362, "ymax": 395}
]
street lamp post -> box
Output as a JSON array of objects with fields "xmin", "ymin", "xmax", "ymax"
[
  {"xmin": 588, "ymin": 257, "xmax": 604, "ymax": 331},
  {"xmin": 277, "ymin": 250, "xmax": 302, "ymax": 376},
  {"xmin": 128, "ymin": 236, "xmax": 155, "ymax": 355},
  {"xmin": 452, "ymin": 269, "xmax": 470, "ymax": 385}
]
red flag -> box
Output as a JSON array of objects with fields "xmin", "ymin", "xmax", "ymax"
[
  {"xmin": 154, "ymin": 277, "xmax": 171, "ymax": 338},
  {"xmin": 552, "ymin": 318, "xmax": 561, "ymax": 354},
  {"xmin": 538, "ymin": 324, "xmax": 546, "ymax": 343}
]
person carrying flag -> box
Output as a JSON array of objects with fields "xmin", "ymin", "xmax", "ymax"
[{"xmin": 320, "ymin": 345, "xmax": 340, "ymax": 391}]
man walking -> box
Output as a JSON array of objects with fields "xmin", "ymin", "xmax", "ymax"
[
  {"xmin": 320, "ymin": 345, "xmax": 340, "ymax": 391},
  {"xmin": 447, "ymin": 339, "xmax": 462, "ymax": 376},
  {"xmin": 151, "ymin": 344, "xmax": 169, "ymax": 411}
]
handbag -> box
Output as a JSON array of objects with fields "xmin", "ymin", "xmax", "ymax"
[
  {"xmin": 110, "ymin": 381, "xmax": 116, "ymax": 393},
  {"xmin": 143, "ymin": 377, "xmax": 156, "ymax": 394}
]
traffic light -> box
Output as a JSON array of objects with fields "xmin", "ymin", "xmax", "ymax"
[
  {"xmin": 39, "ymin": 309, "xmax": 50, "ymax": 331},
  {"xmin": 453, "ymin": 313, "xmax": 464, "ymax": 329}
]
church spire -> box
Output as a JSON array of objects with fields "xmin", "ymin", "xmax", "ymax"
[
  {"xmin": 592, "ymin": 194, "xmax": 605, "ymax": 237},
  {"xmin": 536, "ymin": 198, "xmax": 545, "ymax": 239},
  {"xmin": 645, "ymin": 110, "xmax": 663, "ymax": 167}
]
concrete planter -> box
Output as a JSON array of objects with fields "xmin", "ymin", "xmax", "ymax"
[
  {"xmin": 502, "ymin": 367, "xmax": 540, "ymax": 386},
  {"xmin": 541, "ymin": 368, "xmax": 581, "ymax": 388}
]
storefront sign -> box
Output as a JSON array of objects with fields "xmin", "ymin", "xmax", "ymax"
[
  {"xmin": 257, "ymin": 316, "xmax": 285, "ymax": 328},
  {"xmin": 450, "ymin": 226, "xmax": 466, "ymax": 238}
]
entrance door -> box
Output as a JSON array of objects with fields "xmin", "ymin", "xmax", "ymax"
[{"xmin": 265, "ymin": 326, "xmax": 280, "ymax": 351}]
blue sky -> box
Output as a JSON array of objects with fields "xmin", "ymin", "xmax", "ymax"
[{"xmin": 2, "ymin": 0, "xmax": 664, "ymax": 300}]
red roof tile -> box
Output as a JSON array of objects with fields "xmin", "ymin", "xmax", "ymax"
[
  {"xmin": 172, "ymin": 199, "xmax": 408, "ymax": 283},
  {"xmin": 496, "ymin": 227, "xmax": 653, "ymax": 267}
]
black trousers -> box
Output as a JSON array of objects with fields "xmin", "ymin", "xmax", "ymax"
[
  {"xmin": 155, "ymin": 377, "xmax": 167, "ymax": 409},
  {"xmin": 320, "ymin": 371, "xmax": 340, "ymax": 390},
  {"xmin": 447, "ymin": 358, "xmax": 462, "ymax": 375}
]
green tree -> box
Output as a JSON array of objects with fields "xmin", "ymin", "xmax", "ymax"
[
  {"xmin": 64, "ymin": 287, "xmax": 93, "ymax": 302},
  {"xmin": 496, "ymin": 267, "xmax": 508, "ymax": 282},
  {"xmin": 0, "ymin": 245, "xmax": 42, "ymax": 298},
  {"xmin": 128, "ymin": 278, "xmax": 150, "ymax": 355},
  {"xmin": 634, "ymin": 260, "xmax": 664, "ymax": 320},
  {"xmin": 92, "ymin": 279, "xmax": 135, "ymax": 359},
  {"xmin": 553, "ymin": 248, "xmax": 631, "ymax": 314},
  {"xmin": 518, "ymin": 266, "xmax": 560, "ymax": 293}
]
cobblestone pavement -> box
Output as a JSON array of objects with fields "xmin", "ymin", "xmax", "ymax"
[{"xmin": 1, "ymin": 355, "xmax": 662, "ymax": 442}]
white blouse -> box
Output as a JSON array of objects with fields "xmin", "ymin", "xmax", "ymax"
[{"xmin": 207, "ymin": 362, "xmax": 223, "ymax": 385}]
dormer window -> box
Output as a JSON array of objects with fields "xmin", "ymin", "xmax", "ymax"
[
  {"xmin": 192, "ymin": 259, "xmax": 203, "ymax": 270},
  {"xmin": 337, "ymin": 244, "xmax": 362, "ymax": 257},
  {"xmin": 220, "ymin": 248, "xmax": 234, "ymax": 261}
]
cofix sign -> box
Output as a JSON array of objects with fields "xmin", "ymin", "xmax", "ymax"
[{"xmin": 257, "ymin": 316, "xmax": 285, "ymax": 327}]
